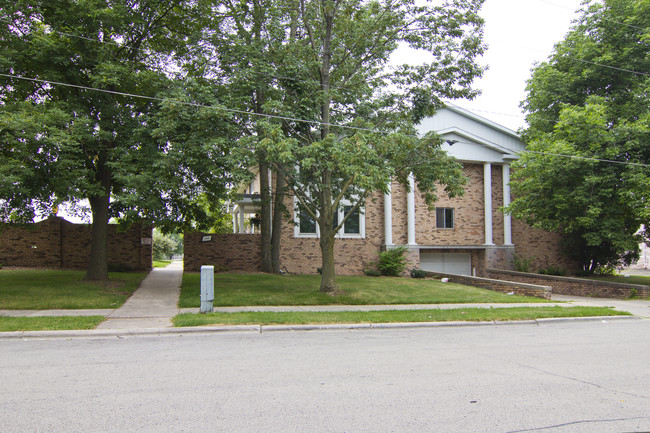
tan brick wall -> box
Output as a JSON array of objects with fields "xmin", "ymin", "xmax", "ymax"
[
  {"xmin": 390, "ymin": 182, "xmax": 408, "ymax": 245},
  {"xmin": 182, "ymin": 162, "xmax": 577, "ymax": 276},
  {"xmin": 487, "ymin": 269, "xmax": 649, "ymax": 299},
  {"xmin": 278, "ymin": 162, "xmax": 575, "ymax": 276},
  {"xmin": 424, "ymin": 271, "xmax": 552, "ymax": 299},
  {"xmin": 0, "ymin": 217, "xmax": 152, "ymax": 270},
  {"xmin": 414, "ymin": 164, "xmax": 485, "ymax": 245},
  {"xmin": 491, "ymin": 164, "xmax": 505, "ymax": 245},
  {"xmin": 279, "ymin": 194, "xmax": 385, "ymax": 275},
  {"xmin": 485, "ymin": 246, "xmax": 515, "ymax": 272},
  {"xmin": 184, "ymin": 232, "xmax": 262, "ymax": 273},
  {"xmin": 511, "ymin": 219, "xmax": 579, "ymax": 273}
]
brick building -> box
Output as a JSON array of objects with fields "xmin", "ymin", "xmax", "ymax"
[{"xmin": 193, "ymin": 104, "xmax": 575, "ymax": 276}]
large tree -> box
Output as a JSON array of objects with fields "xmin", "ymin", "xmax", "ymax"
[
  {"xmin": 508, "ymin": 0, "xmax": 650, "ymax": 272},
  {"xmin": 232, "ymin": 0, "xmax": 486, "ymax": 293},
  {"xmin": 0, "ymin": 0, "xmax": 238, "ymax": 279},
  {"xmin": 201, "ymin": 0, "xmax": 300, "ymax": 274}
]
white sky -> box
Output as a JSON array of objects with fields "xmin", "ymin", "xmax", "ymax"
[{"xmin": 450, "ymin": 0, "xmax": 585, "ymax": 131}]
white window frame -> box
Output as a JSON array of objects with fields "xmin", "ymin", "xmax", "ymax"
[{"xmin": 294, "ymin": 198, "xmax": 365, "ymax": 239}]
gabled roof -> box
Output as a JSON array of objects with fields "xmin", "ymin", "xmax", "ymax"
[{"xmin": 416, "ymin": 103, "xmax": 525, "ymax": 164}]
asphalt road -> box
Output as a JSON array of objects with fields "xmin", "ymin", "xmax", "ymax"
[{"xmin": 1, "ymin": 320, "xmax": 649, "ymax": 432}]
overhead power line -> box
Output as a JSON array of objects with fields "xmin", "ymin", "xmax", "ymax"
[
  {"xmin": 2, "ymin": 72, "xmax": 648, "ymax": 170},
  {"xmin": 0, "ymin": 72, "xmax": 400, "ymax": 136},
  {"xmin": 522, "ymin": 150, "xmax": 650, "ymax": 168}
]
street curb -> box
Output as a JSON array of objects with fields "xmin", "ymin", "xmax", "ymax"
[{"xmin": 0, "ymin": 315, "xmax": 641, "ymax": 340}]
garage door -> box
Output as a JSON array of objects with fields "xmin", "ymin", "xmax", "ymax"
[{"xmin": 420, "ymin": 252, "xmax": 471, "ymax": 275}]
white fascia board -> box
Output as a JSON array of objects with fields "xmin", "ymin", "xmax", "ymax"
[
  {"xmin": 437, "ymin": 129, "xmax": 520, "ymax": 164},
  {"xmin": 442, "ymin": 103, "xmax": 521, "ymax": 140},
  {"xmin": 437, "ymin": 127, "xmax": 517, "ymax": 155}
]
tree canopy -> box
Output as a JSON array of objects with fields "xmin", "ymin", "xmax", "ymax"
[
  {"xmin": 0, "ymin": 0, "xmax": 241, "ymax": 279},
  {"xmin": 1, "ymin": 0, "xmax": 487, "ymax": 290},
  {"xmin": 508, "ymin": 0, "xmax": 650, "ymax": 272},
  {"xmin": 208, "ymin": 0, "xmax": 487, "ymax": 292}
]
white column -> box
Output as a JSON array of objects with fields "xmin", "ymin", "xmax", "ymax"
[
  {"xmin": 503, "ymin": 164, "xmax": 513, "ymax": 245},
  {"xmin": 384, "ymin": 182, "xmax": 393, "ymax": 246},
  {"xmin": 239, "ymin": 208, "xmax": 246, "ymax": 234},
  {"xmin": 484, "ymin": 163, "xmax": 494, "ymax": 245},
  {"xmin": 407, "ymin": 173, "xmax": 417, "ymax": 246},
  {"xmin": 232, "ymin": 212, "xmax": 237, "ymax": 234}
]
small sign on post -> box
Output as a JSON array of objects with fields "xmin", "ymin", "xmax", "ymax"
[{"xmin": 200, "ymin": 265, "xmax": 214, "ymax": 313}]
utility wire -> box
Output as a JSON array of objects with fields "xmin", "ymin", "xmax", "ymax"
[
  {"xmin": 0, "ymin": 72, "xmax": 400, "ymax": 136},
  {"xmin": 2, "ymin": 72, "xmax": 648, "ymax": 169},
  {"xmin": 524, "ymin": 150, "xmax": 650, "ymax": 168},
  {"xmin": 2, "ymin": 5, "xmax": 649, "ymax": 164},
  {"xmin": 443, "ymin": 140, "xmax": 650, "ymax": 168}
]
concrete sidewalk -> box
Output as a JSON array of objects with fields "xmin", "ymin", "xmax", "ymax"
[
  {"xmin": 179, "ymin": 302, "xmax": 569, "ymax": 315},
  {"xmin": 552, "ymin": 294, "xmax": 650, "ymax": 318},
  {"xmin": 2, "ymin": 263, "xmax": 649, "ymax": 332},
  {"xmin": 178, "ymin": 296, "xmax": 650, "ymax": 318},
  {"xmin": 94, "ymin": 261, "xmax": 183, "ymax": 329}
]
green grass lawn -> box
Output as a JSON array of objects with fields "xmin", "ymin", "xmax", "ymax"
[
  {"xmin": 0, "ymin": 316, "xmax": 105, "ymax": 332},
  {"xmin": 0, "ymin": 270, "xmax": 147, "ymax": 310},
  {"xmin": 174, "ymin": 306, "xmax": 628, "ymax": 327},
  {"xmin": 594, "ymin": 274, "xmax": 650, "ymax": 287},
  {"xmin": 153, "ymin": 260, "xmax": 172, "ymax": 268},
  {"xmin": 179, "ymin": 272, "xmax": 549, "ymax": 308}
]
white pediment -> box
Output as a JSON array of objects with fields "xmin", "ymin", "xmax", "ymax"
[{"xmin": 417, "ymin": 104, "xmax": 525, "ymax": 164}]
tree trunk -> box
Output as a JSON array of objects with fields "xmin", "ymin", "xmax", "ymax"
[
  {"xmin": 317, "ymin": 7, "xmax": 337, "ymax": 294},
  {"xmin": 271, "ymin": 169, "xmax": 285, "ymax": 273},
  {"xmin": 259, "ymin": 163, "xmax": 273, "ymax": 273},
  {"xmin": 85, "ymin": 163, "xmax": 111, "ymax": 281},
  {"xmin": 319, "ymin": 231, "xmax": 339, "ymax": 294}
]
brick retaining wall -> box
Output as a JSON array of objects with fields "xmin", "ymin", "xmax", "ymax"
[
  {"xmin": 423, "ymin": 271, "xmax": 552, "ymax": 299},
  {"xmin": 0, "ymin": 217, "xmax": 152, "ymax": 270},
  {"xmin": 487, "ymin": 269, "xmax": 649, "ymax": 299},
  {"xmin": 184, "ymin": 232, "xmax": 262, "ymax": 273}
]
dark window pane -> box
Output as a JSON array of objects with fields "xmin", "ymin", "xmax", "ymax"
[
  {"xmin": 299, "ymin": 207, "xmax": 316, "ymax": 234},
  {"xmin": 344, "ymin": 206, "xmax": 360, "ymax": 234},
  {"xmin": 436, "ymin": 208, "xmax": 445, "ymax": 228},
  {"xmin": 436, "ymin": 208, "xmax": 454, "ymax": 229},
  {"xmin": 445, "ymin": 208, "xmax": 454, "ymax": 229}
]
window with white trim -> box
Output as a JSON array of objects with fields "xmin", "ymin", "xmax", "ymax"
[
  {"xmin": 436, "ymin": 207, "xmax": 454, "ymax": 229},
  {"xmin": 297, "ymin": 203, "xmax": 317, "ymax": 235},
  {"xmin": 295, "ymin": 200, "xmax": 365, "ymax": 238}
]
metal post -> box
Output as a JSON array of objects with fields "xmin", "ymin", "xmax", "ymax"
[{"xmin": 200, "ymin": 265, "xmax": 214, "ymax": 313}]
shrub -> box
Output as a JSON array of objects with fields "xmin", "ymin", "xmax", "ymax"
[
  {"xmin": 377, "ymin": 246, "xmax": 408, "ymax": 277},
  {"xmin": 538, "ymin": 266, "xmax": 566, "ymax": 276},
  {"xmin": 363, "ymin": 268, "xmax": 382, "ymax": 277},
  {"xmin": 513, "ymin": 255, "xmax": 535, "ymax": 273},
  {"xmin": 594, "ymin": 266, "xmax": 617, "ymax": 276},
  {"xmin": 410, "ymin": 268, "xmax": 427, "ymax": 279}
]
